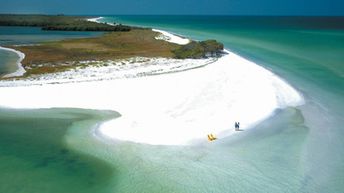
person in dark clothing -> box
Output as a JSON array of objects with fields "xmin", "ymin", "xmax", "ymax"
[{"xmin": 235, "ymin": 122, "xmax": 240, "ymax": 131}]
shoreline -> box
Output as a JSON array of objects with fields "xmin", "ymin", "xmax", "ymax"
[
  {"xmin": 152, "ymin": 29, "xmax": 190, "ymax": 45},
  {"xmin": 0, "ymin": 19, "xmax": 304, "ymax": 145},
  {"xmin": 0, "ymin": 49, "xmax": 304, "ymax": 146},
  {"xmin": 0, "ymin": 46, "xmax": 26, "ymax": 78},
  {"xmin": 0, "ymin": 57, "xmax": 216, "ymax": 87},
  {"xmin": 86, "ymin": 17, "xmax": 104, "ymax": 23},
  {"xmin": 88, "ymin": 17, "xmax": 190, "ymax": 45},
  {"xmin": 97, "ymin": 49, "xmax": 304, "ymax": 145},
  {"xmin": 0, "ymin": 17, "xmax": 192, "ymax": 78}
]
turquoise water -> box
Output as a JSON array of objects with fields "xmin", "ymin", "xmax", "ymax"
[
  {"xmin": 0, "ymin": 108, "xmax": 118, "ymax": 193},
  {"xmin": 1, "ymin": 16, "xmax": 344, "ymax": 192}
]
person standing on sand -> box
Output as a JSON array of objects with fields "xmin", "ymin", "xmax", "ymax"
[{"xmin": 235, "ymin": 122, "xmax": 240, "ymax": 131}]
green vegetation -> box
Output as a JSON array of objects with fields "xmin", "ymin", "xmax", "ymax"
[
  {"xmin": 9, "ymin": 32, "xmax": 224, "ymax": 76},
  {"xmin": 0, "ymin": 14, "xmax": 133, "ymax": 32},
  {"xmin": 10, "ymin": 29, "xmax": 179, "ymax": 75},
  {"xmin": 0, "ymin": 14, "xmax": 224, "ymax": 77},
  {"xmin": 173, "ymin": 40, "xmax": 224, "ymax": 59}
]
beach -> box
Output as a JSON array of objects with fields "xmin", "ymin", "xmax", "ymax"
[
  {"xmin": 0, "ymin": 29, "xmax": 304, "ymax": 145},
  {"xmin": 1, "ymin": 15, "xmax": 343, "ymax": 193},
  {"xmin": 152, "ymin": 29, "xmax": 190, "ymax": 45},
  {"xmin": 86, "ymin": 17, "xmax": 104, "ymax": 23}
]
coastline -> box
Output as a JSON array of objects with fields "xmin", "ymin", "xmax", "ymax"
[
  {"xmin": 0, "ymin": 57, "xmax": 216, "ymax": 87},
  {"xmin": 86, "ymin": 17, "xmax": 104, "ymax": 23},
  {"xmin": 0, "ymin": 16, "xmax": 342, "ymax": 192},
  {"xmin": 97, "ymin": 49, "xmax": 304, "ymax": 145},
  {"xmin": 152, "ymin": 29, "xmax": 190, "ymax": 45},
  {"xmin": 0, "ymin": 46, "xmax": 26, "ymax": 78},
  {"xmin": 0, "ymin": 18, "xmax": 304, "ymax": 145},
  {"xmin": 0, "ymin": 48, "xmax": 304, "ymax": 146},
  {"xmin": 88, "ymin": 17, "xmax": 190, "ymax": 45}
]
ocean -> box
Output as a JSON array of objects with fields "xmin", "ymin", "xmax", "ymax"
[{"xmin": 0, "ymin": 16, "xmax": 343, "ymax": 193}]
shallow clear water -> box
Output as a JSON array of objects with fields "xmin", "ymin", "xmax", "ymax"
[
  {"xmin": 1, "ymin": 16, "xmax": 344, "ymax": 192},
  {"xmin": 0, "ymin": 108, "xmax": 118, "ymax": 193}
]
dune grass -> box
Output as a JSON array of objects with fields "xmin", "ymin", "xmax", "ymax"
[
  {"xmin": 10, "ymin": 29, "xmax": 179, "ymax": 75},
  {"xmin": 1, "ymin": 14, "xmax": 223, "ymax": 77}
]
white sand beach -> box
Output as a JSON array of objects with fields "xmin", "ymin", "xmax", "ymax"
[
  {"xmin": 152, "ymin": 29, "xmax": 190, "ymax": 45},
  {"xmin": 0, "ymin": 29, "xmax": 304, "ymax": 145},
  {"xmin": 86, "ymin": 17, "xmax": 190, "ymax": 45},
  {"xmin": 0, "ymin": 57, "xmax": 215, "ymax": 87},
  {"xmin": 86, "ymin": 17, "xmax": 104, "ymax": 23}
]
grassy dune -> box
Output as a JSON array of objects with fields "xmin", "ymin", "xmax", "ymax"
[
  {"xmin": 10, "ymin": 29, "xmax": 179, "ymax": 75},
  {"xmin": 1, "ymin": 15, "xmax": 223, "ymax": 77}
]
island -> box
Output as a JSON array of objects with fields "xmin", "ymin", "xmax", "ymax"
[
  {"xmin": 0, "ymin": 14, "xmax": 224, "ymax": 77},
  {"xmin": 0, "ymin": 14, "xmax": 304, "ymax": 147}
]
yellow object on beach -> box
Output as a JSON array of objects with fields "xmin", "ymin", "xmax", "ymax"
[{"xmin": 207, "ymin": 134, "xmax": 217, "ymax": 141}]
